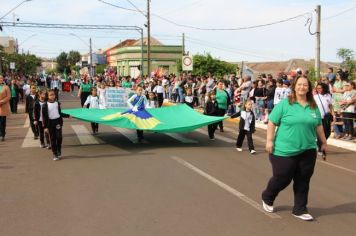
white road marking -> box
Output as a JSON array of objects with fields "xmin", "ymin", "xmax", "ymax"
[
  {"xmin": 171, "ymin": 156, "xmax": 281, "ymax": 219},
  {"xmin": 71, "ymin": 125, "xmax": 100, "ymax": 145},
  {"xmin": 21, "ymin": 128, "xmax": 39, "ymax": 148},
  {"xmin": 195, "ymin": 129, "xmax": 235, "ymax": 143},
  {"xmin": 317, "ymin": 160, "xmax": 356, "ymax": 175},
  {"xmin": 164, "ymin": 133, "xmax": 198, "ymax": 144},
  {"xmin": 23, "ymin": 117, "xmax": 30, "ymax": 128},
  {"xmin": 113, "ymin": 127, "xmax": 148, "ymax": 144}
]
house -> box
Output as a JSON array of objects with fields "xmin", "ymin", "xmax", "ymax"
[{"xmin": 0, "ymin": 37, "xmax": 17, "ymax": 54}]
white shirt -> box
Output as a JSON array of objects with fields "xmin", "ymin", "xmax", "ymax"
[
  {"xmin": 241, "ymin": 111, "xmax": 253, "ymax": 131},
  {"xmin": 147, "ymin": 100, "xmax": 157, "ymax": 109},
  {"xmin": 274, "ymin": 87, "xmax": 284, "ymax": 105},
  {"xmin": 84, "ymin": 95, "xmax": 100, "ymax": 109},
  {"xmin": 97, "ymin": 88, "xmax": 107, "ymax": 109},
  {"xmin": 153, "ymin": 85, "xmax": 164, "ymax": 93},
  {"xmin": 23, "ymin": 84, "xmax": 31, "ymax": 95},
  {"xmin": 39, "ymin": 101, "xmax": 45, "ymax": 122},
  {"xmin": 51, "ymin": 80, "xmax": 59, "ymax": 89},
  {"xmin": 47, "ymin": 102, "xmax": 60, "ymax": 119},
  {"xmin": 185, "ymin": 95, "xmax": 194, "ymax": 103},
  {"xmin": 314, "ymin": 93, "xmax": 332, "ymax": 119}
]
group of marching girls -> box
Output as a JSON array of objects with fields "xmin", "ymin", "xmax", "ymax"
[{"xmin": 25, "ymin": 85, "xmax": 69, "ymax": 161}]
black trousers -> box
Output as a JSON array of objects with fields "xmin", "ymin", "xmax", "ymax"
[
  {"xmin": 262, "ymin": 149, "xmax": 317, "ymax": 215},
  {"xmin": 48, "ymin": 118, "xmax": 63, "ymax": 156},
  {"xmin": 216, "ymin": 108, "xmax": 226, "ymax": 131},
  {"xmin": 80, "ymin": 92, "xmax": 90, "ymax": 107},
  {"xmin": 236, "ymin": 129, "xmax": 255, "ymax": 151},
  {"xmin": 10, "ymin": 97, "xmax": 18, "ymax": 113},
  {"xmin": 91, "ymin": 122, "xmax": 99, "ymax": 133},
  {"xmin": 157, "ymin": 93, "xmax": 164, "ymax": 107},
  {"xmin": 342, "ymin": 112, "xmax": 355, "ymax": 135},
  {"xmin": 208, "ymin": 123, "xmax": 218, "ymax": 139},
  {"xmin": 38, "ymin": 121, "xmax": 50, "ymax": 145},
  {"xmin": 0, "ymin": 116, "xmax": 6, "ymax": 138},
  {"xmin": 137, "ymin": 130, "xmax": 144, "ymax": 141},
  {"xmin": 29, "ymin": 113, "xmax": 39, "ymax": 137},
  {"xmin": 317, "ymin": 118, "xmax": 331, "ymax": 153}
]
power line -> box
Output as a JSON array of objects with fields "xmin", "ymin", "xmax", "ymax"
[
  {"xmin": 324, "ymin": 4, "xmax": 356, "ymax": 20},
  {"xmin": 98, "ymin": 1, "xmax": 312, "ymax": 31}
]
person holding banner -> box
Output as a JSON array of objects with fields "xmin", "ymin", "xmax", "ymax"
[{"xmin": 77, "ymin": 75, "xmax": 92, "ymax": 107}]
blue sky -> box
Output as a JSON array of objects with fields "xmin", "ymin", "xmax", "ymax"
[{"xmin": 0, "ymin": 0, "xmax": 355, "ymax": 63}]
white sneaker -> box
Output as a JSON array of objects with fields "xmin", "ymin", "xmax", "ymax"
[
  {"xmin": 53, "ymin": 156, "xmax": 59, "ymax": 161},
  {"xmin": 250, "ymin": 150, "xmax": 256, "ymax": 154},
  {"xmin": 317, "ymin": 152, "xmax": 323, "ymax": 156},
  {"xmin": 236, "ymin": 148, "xmax": 242, "ymax": 151},
  {"xmin": 262, "ymin": 200, "xmax": 274, "ymax": 213},
  {"xmin": 292, "ymin": 213, "xmax": 314, "ymax": 221}
]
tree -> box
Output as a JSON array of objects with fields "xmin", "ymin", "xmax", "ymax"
[
  {"xmin": 191, "ymin": 53, "xmax": 236, "ymax": 77},
  {"xmin": 67, "ymin": 50, "xmax": 81, "ymax": 66},
  {"xmin": 56, "ymin": 52, "xmax": 70, "ymax": 73},
  {"xmin": 1, "ymin": 52, "xmax": 41, "ymax": 75},
  {"xmin": 337, "ymin": 48, "xmax": 355, "ymax": 80}
]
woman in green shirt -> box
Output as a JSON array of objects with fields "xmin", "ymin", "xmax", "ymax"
[
  {"xmin": 9, "ymin": 79, "xmax": 19, "ymax": 114},
  {"xmin": 77, "ymin": 76, "xmax": 92, "ymax": 107},
  {"xmin": 262, "ymin": 76, "xmax": 327, "ymax": 221}
]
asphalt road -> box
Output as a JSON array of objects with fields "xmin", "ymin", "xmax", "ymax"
[{"xmin": 1, "ymin": 90, "xmax": 355, "ymax": 236}]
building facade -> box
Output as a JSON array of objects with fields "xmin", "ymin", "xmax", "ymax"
[
  {"xmin": 105, "ymin": 37, "xmax": 182, "ymax": 78},
  {"xmin": 0, "ymin": 37, "xmax": 17, "ymax": 54}
]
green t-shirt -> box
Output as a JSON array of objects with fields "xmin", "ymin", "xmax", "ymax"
[
  {"xmin": 216, "ymin": 89, "xmax": 228, "ymax": 109},
  {"xmin": 81, "ymin": 83, "xmax": 92, "ymax": 93},
  {"xmin": 122, "ymin": 81, "xmax": 132, "ymax": 88},
  {"xmin": 0, "ymin": 85, "xmax": 3, "ymax": 93},
  {"xmin": 269, "ymin": 99, "xmax": 322, "ymax": 157},
  {"xmin": 10, "ymin": 86, "xmax": 17, "ymax": 97}
]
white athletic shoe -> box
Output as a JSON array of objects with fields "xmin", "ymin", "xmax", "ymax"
[
  {"xmin": 317, "ymin": 152, "xmax": 323, "ymax": 156},
  {"xmin": 292, "ymin": 213, "xmax": 314, "ymax": 221},
  {"xmin": 236, "ymin": 148, "xmax": 243, "ymax": 152},
  {"xmin": 250, "ymin": 150, "xmax": 257, "ymax": 154},
  {"xmin": 262, "ymin": 200, "xmax": 274, "ymax": 213}
]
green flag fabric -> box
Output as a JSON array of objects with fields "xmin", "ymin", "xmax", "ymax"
[{"xmin": 62, "ymin": 104, "xmax": 227, "ymax": 133}]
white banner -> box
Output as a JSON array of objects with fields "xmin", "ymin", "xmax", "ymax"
[
  {"xmin": 10, "ymin": 62, "xmax": 15, "ymax": 70},
  {"xmin": 182, "ymin": 56, "xmax": 193, "ymax": 71},
  {"xmin": 105, "ymin": 87, "xmax": 132, "ymax": 109}
]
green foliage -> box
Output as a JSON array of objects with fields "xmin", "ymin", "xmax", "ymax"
[
  {"xmin": 0, "ymin": 52, "xmax": 41, "ymax": 75},
  {"xmin": 56, "ymin": 52, "xmax": 70, "ymax": 74},
  {"xmin": 190, "ymin": 53, "xmax": 236, "ymax": 77},
  {"xmin": 337, "ymin": 48, "xmax": 356, "ymax": 80},
  {"xmin": 67, "ymin": 50, "xmax": 81, "ymax": 66},
  {"xmin": 95, "ymin": 64, "xmax": 106, "ymax": 75}
]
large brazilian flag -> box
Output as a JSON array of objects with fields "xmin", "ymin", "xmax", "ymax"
[{"xmin": 62, "ymin": 104, "xmax": 226, "ymax": 133}]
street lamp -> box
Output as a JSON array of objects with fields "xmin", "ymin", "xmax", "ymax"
[{"xmin": 0, "ymin": 0, "xmax": 33, "ymax": 21}]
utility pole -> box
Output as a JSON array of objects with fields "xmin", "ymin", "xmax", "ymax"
[
  {"xmin": 315, "ymin": 5, "xmax": 321, "ymax": 80},
  {"xmin": 147, "ymin": 0, "xmax": 151, "ymax": 77},
  {"xmin": 182, "ymin": 33, "xmax": 185, "ymax": 56},
  {"xmin": 89, "ymin": 37, "xmax": 93, "ymax": 78}
]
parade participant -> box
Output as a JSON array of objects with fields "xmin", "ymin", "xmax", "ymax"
[
  {"xmin": 77, "ymin": 75, "xmax": 92, "ymax": 107},
  {"xmin": 204, "ymin": 91, "xmax": 219, "ymax": 140},
  {"xmin": 51, "ymin": 76, "xmax": 60, "ymax": 100},
  {"xmin": 9, "ymin": 79, "xmax": 19, "ymax": 114},
  {"xmin": 84, "ymin": 87, "xmax": 100, "ymax": 134},
  {"xmin": 147, "ymin": 92, "xmax": 158, "ymax": 109},
  {"xmin": 262, "ymin": 76, "xmax": 327, "ymax": 221},
  {"xmin": 231, "ymin": 99, "xmax": 256, "ymax": 154},
  {"xmin": 314, "ymin": 82, "xmax": 334, "ymax": 160},
  {"xmin": 126, "ymin": 86, "xmax": 149, "ymax": 142},
  {"xmin": 42, "ymin": 89, "xmax": 70, "ymax": 161},
  {"xmin": 25, "ymin": 85, "xmax": 39, "ymax": 140},
  {"xmin": 0, "ymin": 75, "xmax": 11, "ymax": 142},
  {"xmin": 97, "ymin": 82, "xmax": 107, "ymax": 109},
  {"xmin": 153, "ymin": 80, "xmax": 164, "ymax": 107},
  {"xmin": 34, "ymin": 89, "xmax": 50, "ymax": 148},
  {"xmin": 184, "ymin": 88, "xmax": 194, "ymax": 108},
  {"xmin": 281, "ymin": 80, "xmax": 291, "ymax": 99},
  {"xmin": 214, "ymin": 80, "xmax": 231, "ymax": 132}
]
